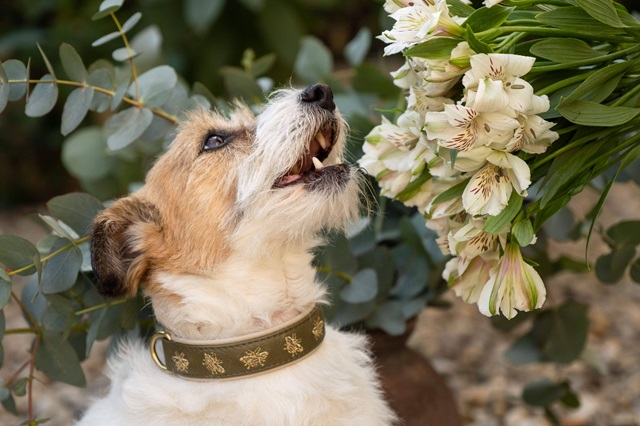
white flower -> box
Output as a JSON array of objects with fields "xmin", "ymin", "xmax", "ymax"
[
  {"xmin": 448, "ymin": 217, "xmax": 507, "ymax": 259},
  {"xmin": 478, "ymin": 243, "xmax": 547, "ymax": 319},
  {"xmin": 462, "ymin": 151, "xmax": 531, "ymax": 216},
  {"xmin": 425, "ymin": 104, "xmax": 520, "ymax": 151},
  {"xmin": 507, "ymin": 114, "xmax": 559, "ymax": 154},
  {"xmin": 379, "ymin": 0, "xmax": 463, "ymax": 55},
  {"xmin": 445, "ymin": 256, "xmax": 496, "ymax": 304}
]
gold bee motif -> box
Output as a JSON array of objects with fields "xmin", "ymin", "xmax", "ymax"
[
  {"xmin": 202, "ymin": 353, "xmax": 225, "ymax": 375},
  {"xmin": 284, "ymin": 334, "xmax": 304, "ymax": 357},
  {"xmin": 172, "ymin": 352, "xmax": 189, "ymax": 373},
  {"xmin": 312, "ymin": 317, "xmax": 324, "ymax": 340},
  {"xmin": 239, "ymin": 347, "xmax": 269, "ymax": 369}
]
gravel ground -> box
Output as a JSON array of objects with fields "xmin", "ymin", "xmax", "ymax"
[{"xmin": 1, "ymin": 183, "xmax": 639, "ymax": 425}]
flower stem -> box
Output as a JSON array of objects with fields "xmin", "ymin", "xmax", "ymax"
[
  {"xmin": 530, "ymin": 44, "xmax": 640, "ymax": 73},
  {"xmin": 534, "ymin": 73, "xmax": 591, "ymax": 96},
  {"xmin": 479, "ymin": 26, "xmax": 636, "ymax": 44}
]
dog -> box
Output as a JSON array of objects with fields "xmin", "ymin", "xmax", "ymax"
[{"xmin": 76, "ymin": 84, "xmax": 397, "ymax": 426}]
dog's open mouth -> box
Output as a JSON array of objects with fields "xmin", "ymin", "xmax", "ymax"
[{"xmin": 275, "ymin": 123, "xmax": 338, "ymax": 187}]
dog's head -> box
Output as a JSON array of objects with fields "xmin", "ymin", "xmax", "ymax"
[{"xmin": 90, "ymin": 84, "xmax": 361, "ymax": 301}]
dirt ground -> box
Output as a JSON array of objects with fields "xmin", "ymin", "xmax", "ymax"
[{"xmin": 0, "ymin": 183, "xmax": 639, "ymax": 426}]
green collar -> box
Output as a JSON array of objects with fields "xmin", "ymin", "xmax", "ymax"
[{"xmin": 150, "ymin": 305, "xmax": 325, "ymax": 380}]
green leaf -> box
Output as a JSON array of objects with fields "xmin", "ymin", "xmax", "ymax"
[
  {"xmin": 184, "ymin": 0, "xmax": 226, "ymax": 33},
  {"xmin": 558, "ymin": 100, "xmax": 640, "ymax": 127},
  {"xmin": 505, "ymin": 333, "xmax": 542, "ymax": 365},
  {"xmin": 294, "ymin": 36, "xmax": 333, "ymax": 84},
  {"xmin": 391, "ymin": 256, "xmax": 429, "ymax": 299},
  {"xmin": 529, "ymin": 38, "xmax": 605, "ymax": 63},
  {"xmin": 41, "ymin": 240, "xmax": 82, "ymax": 294},
  {"xmin": 62, "ymin": 127, "xmax": 112, "ymax": 180},
  {"xmin": 219, "ymin": 67, "xmax": 263, "ymax": 101},
  {"xmin": 523, "ymin": 378, "xmax": 566, "ymax": 407},
  {"xmin": 39, "ymin": 214, "xmax": 76, "ymax": 242},
  {"xmin": 0, "ymin": 236, "xmax": 39, "ymax": 276},
  {"xmin": 92, "ymin": 0, "xmax": 124, "ymax": 20},
  {"xmin": 430, "ymin": 178, "xmax": 469, "ymax": 207},
  {"xmin": 257, "ymin": 0, "xmax": 303, "ymax": 66},
  {"xmin": 512, "ymin": 218, "xmax": 534, "ymax": 246},
  {"xmin": 111, "ymin": 81, "xmax": 129, "ymax": 110},
  {"xmin": 465, "ymin": 26, "xmax": 493, "ymax": 54},
  {"xmin": 464, "ymin": 5, "xmax": 513, "ymax": 33},
  {"xmin": 536, "ymin": 7, "xmax": 624, "ymax": 35},
  {"xmin": 91, "ymin": 31, "xmax": 121, "ymax": 47},
  {"xmin": 3, "ymin": 59, "xmax": 28, "ymax": 101},
  {"xmin": 340, "ymin": 268, "xmax": 378, "ymax": 304},
  {"xmin": 250, "ymin": 54, "xmax": 277, "ymax": 78},
  {"xmin": 446, "ymin": 0, "xmax": 475, "ymax": 17},
  {"xmin": 483, "ymin": 192, "xmax": 523, "ymax": 234},
  {"xmin": 344, "ymin": 28, "xmax": 371, "ymax": 67},
  {"xmin": 0, "ymin": 280, "xmax": 10, "ymax": 310},
  {"xmin": 365, "ymin": 301, "xmax": 406, "ymax": 336},
  {"xmin": 540, "ymin": 301, "xmax": 589, "ymax": 363},
  {"xmin": 1, "ymin": 393, "xmax": 17, "ymax": 415},
  {"xmin": 352, "ymin": 64, "xmax": 399, "ymax": 99},
  {"xmin": 606, "ymin": 221, "xmax": 640, "ymax": 246},
  {"xmin": 559, "ymin": 61, "xmax": 631, "ymax": 106},
  {"xmin": 130, "ymin": 65, "xmax": 177, "ymax": 108},
  {"xmin": 595, "ymin": 246, "xmax": 636, "ymax": 283},
  {"xmin": 395, "ymin": 169, "xmax": 431, "ymax": 202},
  {"xmin": 36, "ymin": 43, "xmax": 56, "ymax": 79},
  {"xmin": 121, "ymin": 12, "xmax": 142, "ymax": 33},
  {"xmin": 25, "ymin": 74, "xmax": 58, "ymax": 117},
  {"xmin": 61, "ymin": 87, "xmax": 94, "ymax": 136},
  {"xmin": 59, "ymin": 43, "xmax": 87, "ymax": 82},
  {"xmin": 35, "ymin": 332, "xmax": 86, "ymax": 387},
  {"xmin": 0, "ymin": 62, "xmax": 9, "ymax": 114},
  {"xmin": 332, "ymin": 299, "xmax": 376, "ymax": 327},
  {"xmin": 13, "ymin": 378, "xmax": 27, "ymax": 397},
  {"xmin": 358, "ymin": 247, "xmax": 395, "ymax": 299},
  {"xmin": 630, "ymin": 258, "xmax": 640, "ymax": 284},
  {"xmin": 47, "ymin": 193, "xmax": 103, "ymax": 237},
  {"xmin": 112, "ymin": 47, "xmax": 140, "ymax": 62},
  {"xmin": 575, "ymin": 0, "xmax": 625, "ymax": 28},
  {"xmin": 88, "ymin": 68, "xmax": 113, "ymax": 113},
  {"xmin": 106, "ymin": 107, "xmax": 154, "ymax": 150},
  {"xmin": 405, "ymin": 37, "xmax": 462, "ymax": 60}
]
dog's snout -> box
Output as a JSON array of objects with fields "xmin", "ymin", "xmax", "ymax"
[{"xmin": 300, "ymin": 83, "xmax": 335, "ymax": 111}]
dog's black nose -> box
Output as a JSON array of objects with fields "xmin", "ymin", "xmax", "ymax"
[{"xmin": 300, "ymin": 83, "xmax": 335, "ymax": 111}]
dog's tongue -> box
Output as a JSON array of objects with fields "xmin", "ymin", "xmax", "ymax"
[{"xmin": 278, "ymin": 175, "xmax": 302, "ymax": 185}]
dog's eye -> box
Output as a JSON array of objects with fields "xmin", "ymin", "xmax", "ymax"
[{"xmin": 202, "ymin": 135, "xmax": 229, "ymax": 152}]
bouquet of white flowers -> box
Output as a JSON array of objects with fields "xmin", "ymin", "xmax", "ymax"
[{"xmin": 360, "ymin": 0, "xmax": 640, "ymax": 318}]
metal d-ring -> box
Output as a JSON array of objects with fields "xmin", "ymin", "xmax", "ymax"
[{"xmin": 149, "ymin": 330, "xmax": 172, "ymax": 372}]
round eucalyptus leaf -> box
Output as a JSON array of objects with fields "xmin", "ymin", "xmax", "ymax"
[
  {"xmin": 596, "ymin": 247, "xmax": 635, "ymax": 284},
  {"xmin": 112, "ymin": 47, "xmax": 140, "ymax": 62},
  {"xmin": 41, "ymin": 239, "xmax": 83, "ymax": 294},
  {"xmin": 340, "ymin": 268, "xmax": 378, "ymax": 304},
  {"xmin": 344, "ymin": 28, "xmax": 371, "ymax": 67},
  {"xmin": 294, "ymin": 36, "xmax": 333, "ymax": 84},
  {"xmin": 88, "ymin": 68, "xmax": 113, "ymax": 112},
  {"xmin": 47, "ymin": 193, "xmax": 104, "ymax": 237},
  {"xmin": 505, "ymin": 332, "xmax": 542, "ymax": 365},
  {"xmin": 122, "ymin": 12, "xmax": 142, "ymax": 33},
  {"xmin": 25, "ymin": 74, "xmax": 58, "ymax": 117},
  {"xmin": 522, "ymin": 378, "xmax": 566, "ymax": 407},
  {"xmin": 131, "ymin": 65, "xmax": 178, "ymax": 108},
  {"xmin": 110, "ymin": 80, "xmax": 129, "ymax": 110},
  {"xmin": 0, "ymin": 281, "xmax": 10, "ymax": 310},
  {"xmin": 606, "ymin": 221, "xmax": 640, "ymax": 246},
  {"xmin": 0, "ymin": 63, "xmax": 9, "ymax": 114},
  {"xmin": 365, "ymin": 300, "xmax": 406, "ymax": 336},
  {"xmin": 0, "ymin": 235, "xmax": 39, "ymax": 276},
  {"xmin": 92, "ymin": 0, "xmax": 124, "ymax": 20},
  {"xmin": 62, "ymin": 127, "xmax": 112, "ymax": 181},
  {"xmin": 332, "ymin": 300, "xmax": 376, "ymax": 327},
  {"xmin": 391, "ymin": 256, "xmax": 429, "ymax": 299},
  {"xmin": 630, "ymin": 258, "xmax": 640, "ymax": 284},
  {"xmin": 2, "ymin": 59, "xmax": 27, "ymax": 101},
  {"xmin": 358, "ymin": 247, "xmax": 395, "ymax": 298},
  {"xmin": 220, "ymin": 67, "xmax": 263, "ymax": 102},
  {"xmin": 106, "ymin": 107, "xmax": 153, "ymax": 150},
  {"xmin": 59, "ymin": 43, "xmax": 87, "ymax": 82},
  {"xmin": 61, "ymin": 87, "xmax": 94, "ymax": 136},
  {"xmin": 91, "ymin": 31, "xmax": 121, "ymax": 47},
  {"xmin": 35, "ymin": 332, "xmax": 86, "ymax": 387}
]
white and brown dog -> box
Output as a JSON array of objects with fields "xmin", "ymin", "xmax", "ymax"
[{"xmin": 77, "ymin": 84, "xmax": 396, "ymax": 425}]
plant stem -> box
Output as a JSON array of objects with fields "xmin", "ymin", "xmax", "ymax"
[
  {"xmin": 611, "ymin": 79, "xmax": 640, "ymax": 106},
  {"xmin": 11, "ymin": 291, "xmax": 37, "ymax": 328},
  {"xmin": 5, "ymin": 359, "xmax": 31, "ymax": 387},
  {"xmin": 111, "ymin": 12, "xmax": 140, "ymax": 103},
  {"xmin": 505, "ymin": 0, "xmax": 570, "ymax": 6},
  {"xmin": 534, "ymin": 72, "xmax": 591, "ymax": 96},
  {"xmin": 478, "ymin": 26, "xmax": 635, "ymax": 44},
  {"xmin": 7, "ymin": 235, "xmax": 91, "ymax": 277},
  {"xmin": 4, "ymin": 328, "xmax": 38, "ymax": 335},
  {"xmin": 7, "ymin": 78, "xmax": 178, "ymax": 124},
  {"xmin": 530, "ymin": 44, "xmax": 640, "ymax": 73},
  {"xmin": 28, "ymin": 334, "xmax": 41, "ymax": 421},
  {"xmin": 75, "ymin": 298, "xmax": 127, "ymax": 315}
]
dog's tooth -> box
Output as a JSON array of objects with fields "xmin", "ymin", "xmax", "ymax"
[
  {"xmin": 315, "ymin": 132, "xmax": 329, "ymax": 150},
  {"xmin": 312, "ymin": 157, "xmax": 324, "ymax": 170}
]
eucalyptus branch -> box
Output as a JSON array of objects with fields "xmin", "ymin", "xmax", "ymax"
[
  {"xmin": 27, "ymin": 334, "xmax": 41, "ymax": 421},
  {"xmin": 4, "ymin": 328, "xmax": 39, "ymax": 335},
  {"xmin": 6, "ymin": 235, "xmax": 91, "ymax": 277},
  {"xmin": 11, "ymin": 291, "xmax": 38, "ymax": 328},
  {"xmin": 4, "ymin": 359, "xmax": 31, "ymax": 388},
  {"xmin": 111, "ymin": 12, "xmax": 140, "ymax": 103},
  {"xmin": 6, "ymin": 78, "xmax": 178, "ymax": 124},
  {"xmin": 75, "ymin": 298, "xmax": 127, "ymax": 315}
]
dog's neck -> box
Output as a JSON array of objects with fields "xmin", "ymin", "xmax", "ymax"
[{"xmin": 149, "ymin": 245, "xmax": 325, "ymax": 341}]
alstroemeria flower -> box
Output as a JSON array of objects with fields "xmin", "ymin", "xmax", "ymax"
[
  {"xmin": 366, "ymin": 112, "xmax": 423, "ymax": 151},
  {"xmin": 425, "ymin": 104, "xmax": 520, "ymax": 151},
  {"xmin": 448, "ymin": 218, "xmax": 507, "ymax": 259},
  {"xmin": 445, "ymin": 256, "xmax": 496, "ymax": 304},
  {"xmin": 462, "ymin": 151, "xmax": 531, "ymax": 216},
  {"xmin": 379, "ymin": 0, "xmax": 463, "ymax": 55},
  {"xmin": 478, "ymin": 243, "xmax": 547, "ymax": 319}
]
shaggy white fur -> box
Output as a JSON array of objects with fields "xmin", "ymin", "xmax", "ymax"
[{"xmin": 77, "ymin": 85, "xmax": 396, "ymax": 425}]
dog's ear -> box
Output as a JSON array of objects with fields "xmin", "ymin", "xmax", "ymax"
[{"xmin": 90, "ymin": 196, "xmax": 161, "ymax": 298}]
